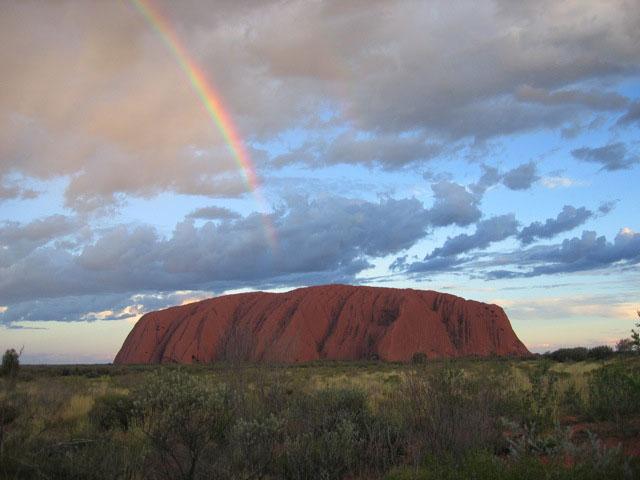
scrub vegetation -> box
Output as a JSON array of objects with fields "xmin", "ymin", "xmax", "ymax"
[{"xmin": 1, "ymin": 354, "xmax": 640, "ymax": 479}]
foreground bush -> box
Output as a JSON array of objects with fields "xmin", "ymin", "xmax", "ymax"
[
  {"xmin": 517, "ymin": 361, "xmax": 559, "ymax": 430},
  {"xmin": 2, "ymin": 360, "xmax": 640, "ymax": 479},
  {"xmin": 0, "ymin": 349, "xmax": 20, "ymax": 379},
  {"xmin": 588, "ymin": 362, "xmax": 640, "ymax": 433},
  {"xmin": 401, "ymin": 366, "xmax": 507, "ymax": 460},
  {"xmin": 281, "ymin": 388, "xmax": 371, "ymax": 479},
  {"xmin": 89, "ymin": 393, "xmax": 140, "ymax": 431},
  {"xmin": 386, "ymin": 448, "xmax": 639, "ymax": 480},
  {"xmin": 135, "ymin": 369, "xmax": 235, "ymax": 480}
]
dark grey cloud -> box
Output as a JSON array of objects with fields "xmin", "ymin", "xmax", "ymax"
[
  {"xmin": 428, "ymin": 214, "xmax": 518, "ymax": 259},
  {"xmin": 502, "ymin": 161, "xmax": 539, "ymax": 190},
  {"xmin": 186, "ymin": 206, "xmax": 242, "ymax": 220},
  {"xmin": 427, "ymin": 181, "xmax": 481, "ymax": 227},
  {"xmin": 394, "ymin": 214, "xmax": 518, "ymax": 274},
  {"xmin": 517, "ymin": 205, "xmax": 593, "ymax": 245},
  {"xmin": 0, "ymin": 215, "xmax": 79, "ymax": 267},
  {"xmin": 0, "ymin": 291, "xmax": 212, "ymax": 323},
  {"xmin": 617, "ymin": 101, "xmax": 640, "ymax": 126},
  {"xmin": 469, "ymin": 164, "xmax": 502, "ymax": 195},
  {"xmin": 598, "ymin": 200, "xmax": 618, "ymax": 215},
  {"xmin": 487, "ymin": 228, "xmax": 640, "ymax": 278},
  {"xmin": 0, "ymin": 195, "xmax": 430, "ymax": 308},
  {"xmin": 515, "ymin": 85, "xmax": 629, "ymax": 111},
  {"xmin": 469, "ymin": 161, "xmax": 540, "ymax": 195},
  {"xmin": 571, "ymin": 142, "xmax": 639, "ymax": 171}
]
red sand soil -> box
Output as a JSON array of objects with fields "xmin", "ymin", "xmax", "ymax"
[
  {"xmin": 113, "ymin": 284, "xmax": 530, "ymax": 364},
  {"xmin": 566, "ymin": 417, "xmax": 640, "ymax": 457}
]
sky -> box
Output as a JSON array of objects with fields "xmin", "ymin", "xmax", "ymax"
[{"xmin": 1, "ymin": 0, "xmax": 639, "ymax": 363}]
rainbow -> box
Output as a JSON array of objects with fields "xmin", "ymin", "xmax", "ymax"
[{"xmin": 131, "ymin": 0, "xmax": 276, "ymax": 249}]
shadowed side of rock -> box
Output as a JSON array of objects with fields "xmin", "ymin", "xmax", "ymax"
[{"xmin": 113, "ymin": 284, "xmax": 530, "ymax": 364}]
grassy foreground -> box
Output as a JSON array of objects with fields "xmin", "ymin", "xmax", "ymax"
[{"xmin": 1, "ymin": 357, "xmax": 640, "ymax": 479}]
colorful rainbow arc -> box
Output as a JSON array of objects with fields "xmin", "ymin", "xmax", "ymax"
[{"xmin": 131, "ymin": 0, "xmax": 277, "ymax": 249}]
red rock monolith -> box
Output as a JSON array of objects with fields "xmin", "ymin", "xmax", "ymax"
[{"xmin": 113, "ymin": 284, "xmax": 529, "ymax": 364}]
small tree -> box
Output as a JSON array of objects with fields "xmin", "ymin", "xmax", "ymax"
[
  {"xmin": 616, "ymin": 338, "xmax": 634, "ymax": 353},
  {"xmin": 631, "ymin": 311, "xmax": 640, "ymax": 353},
  {"xmin": 0, "ymin": 348, "xmax": 21, "ymax": 379}
]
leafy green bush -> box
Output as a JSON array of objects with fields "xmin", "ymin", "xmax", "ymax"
[
  {"xmin": 401, "ymin": 366, "xmax": 506, "ymax": 460},
  {"xmin": 545, "ymin": 347, "xmax": 589, "ymax": 362},
  {"xmin": 281, "ymin": 388, "xmax": 370, "ymax": 479},
  {"xmin": 230, "ymin": 414, "xmax": 283, "ymax": 478},
  {"xmin": 385, "ymin": 447, "xmax": 638, "ymax": 480},
  {"xmin": 7, "ymin": 436, "xmax": 146, "ymax": 480},
  {"xmin": 518, "ymin": 361, "xmax": 559, "ymax": 430},
  {"xmin": 587, "ymin": 362, "xmax": 640, "ymax": 433},
  {"xmin": 135, "ymin": 369, "xmax": 235, "ymax": 480},
  {"xmin": 587, "ymin": 345, "xmax": 614, "ymax": 360},
  {"xmin": 0, "ymin": 349, "xmax": 20, "ymax": 379},
  {"xmin": 0, "ymin": 393, "xmax": 22, "ymax": 461},
  {"xmin": 89, "ymin": 393, "xmax": 140, "ymax": 431},
  {"xmin": 282, "ymin": 416, "xmax": 361, "ymax": 480},
  {"xmin": 560, "ymin": 382, "xmax": 585, "ymax": 417}
]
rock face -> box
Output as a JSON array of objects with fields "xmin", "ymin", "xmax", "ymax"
[{"xmin": 114, "ymin": 284, "xmax": 530, "ymax": 364}]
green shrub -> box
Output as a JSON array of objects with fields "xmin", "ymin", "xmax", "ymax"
[
  {"xmin": 546, "ymin": 347, "xmax": 588, "ymax": 362},
  {"xmin": 0, "ymin": 393, "xmax": 22, "ymax": 460},
  {"xmin": 0, "ymin": 349, "xmax": 20, "ymax": 379},
  {"xmin": 560, "ymin": 382, "xmax": 585, "ymax": 417},
  {"xmin": 135, "ymin": 369, "xmax": 235, "ymax": 480},
  {"xmin": 400, "ymin": 366, "xmax": 506, "ymax": 460},
  {"xmin": 282, "ymin": 417, "xmax": 361, "ymax": 480},
  {"xmin": 230, "ymin": 414, "xmax": 283, "ymax": 478},
  {"xmin": 587, "ymin": 362, "xmax": 640, "ymax": 433},
  {"xmin": 587, "ymin": 345, "xmax": 614, "ymax": 361},
  {"xmin": 89, "ymin": 393, "xmax": 140, "ymax": 431},
  {"xmin": 279, "ymin": 388, "xmax": 371, "ymax": 479},
  {"xmin": 518, "ymin": 361, "xmax": 559, "ymax": 430},
  {"xmin": 385, "ymin": 447, "xmax": 637, "ymax": 480},
  {"xmin": 8, "ymin": 436, "xmax": 146, "ymax": 480}
]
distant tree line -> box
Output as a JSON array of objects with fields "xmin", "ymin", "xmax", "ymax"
[{"xmin": 543, "ymin": 311, "xmax": 640, "ymax": 362}]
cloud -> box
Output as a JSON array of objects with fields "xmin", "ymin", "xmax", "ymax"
[
  {"xmin": 469, "ymin": 161, "xmax": 540, "ymax": 194},
  {"xmin": 0, "ymin": 291, "xmax": 213, "ymax": 323},
  {"xmin": 502, "ymin": 161, "xmax": 539, "ymax": 190},
  {"xmin": 0, "ymin": 182, "xmax": 38, "ymax": 201},
  {"xmin": 571, "ymin": 142, "xmax": 639, "ymax": 171},
  {"xmin": 469, "ymin": 164, "xmax": 502, "ymax": 195},
  {"xmin": 429, "ymin": 214, "xmax": 518, "ymax": 258},
  {"xmin": 2, "ymin": 0, "xmax": 639, "ymax": 210},
  {"xmin": 0, "ymin": 195, "xmax": 430, "ymax": 309},
  {"xmin": 186, "ymin": 206, "xmax": 242, "ymax": 220},
  {"xmin": 487, "ymin": 228, "xmax": 640, "ymax": 278},
  {"xmin": 274, "ymin": 132, "xmax": 443, "ymax": 170},
  {"xmin": 395, "ymin": 214, "xmax": 518, "ymax": 274},
  {"xmin": 597, "ymin": 200, "xmax": 618, "ymax": 215},
  {"xmin": 517, "ymin": 205, "xmax": 593, "ymax": 244},
  {"xmin": 540, "ymin": 176, "xmax": 581, "ymax": 189},
  {"xmin": 617, "ymin": 101, "xmax": 640, "ymax": 126},
  {"xmin": 0, "ymin": 215, "xmax": 80, "ymax": 267},
  {"xmin": 515, "ymin": 85, "xmax": 629, "ymax": 111},
  {"xmin": 427, "ymin": 180, "xmax": 481, "ymax": 227},
  {"xmin": 402, "ymin": 255, "xmax": 466, "ymax": 274}
]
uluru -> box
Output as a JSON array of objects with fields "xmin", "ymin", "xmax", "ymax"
[{"xmin": 114, "ymin": 285, "xmax": 529, "ymax": 364}]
